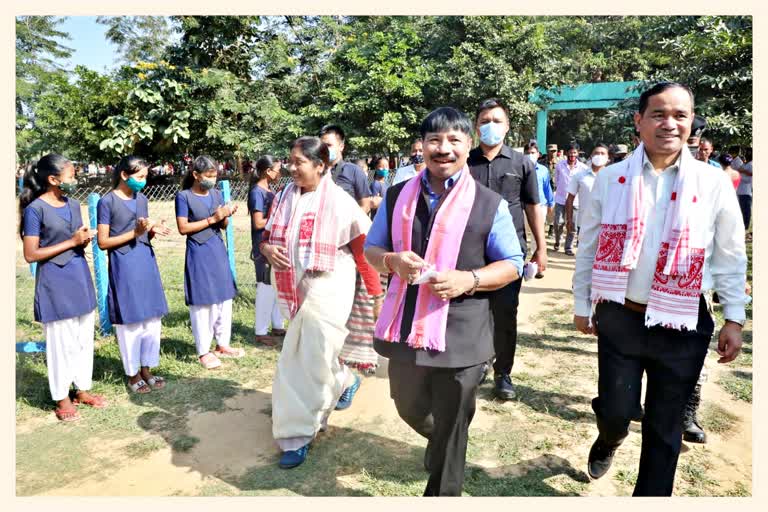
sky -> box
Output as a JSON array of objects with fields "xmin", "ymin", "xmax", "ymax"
[{"xmin": 54, "ymin": 16, "xmax": 121, "ymax": 72}]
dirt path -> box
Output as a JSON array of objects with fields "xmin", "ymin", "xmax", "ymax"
[{"xmin": 36, "ymin": 247, "xmax": 752, "ymax": 496}]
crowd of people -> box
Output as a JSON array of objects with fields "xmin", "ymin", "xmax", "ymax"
[{"xmin": 17, "ymin": 81, "xmax": 750, "ymax": 497}]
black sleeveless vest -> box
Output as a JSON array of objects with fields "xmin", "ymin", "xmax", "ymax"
[
  {"xmin": 179, "ymin": 189, "xmax": 224, "ymax": 244},
  {"xmin": 26, "ymin": 198, "xmax": 85, "ymax": 266},
  {"xmin": 100, "ymin": 191, "xmax": 151, "ymax": 254},
  {"xmin": 373, "ymin": 178, "xmax": 502, "ymax": 368}
]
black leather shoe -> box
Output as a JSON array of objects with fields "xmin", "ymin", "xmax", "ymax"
[
  {"xmin": 683, "ymin": 419, "xmax": 707, "ymax": 444},
  {"xmin": 587, "ymin": 437, "xmax": 617, "ymax": 479},
  {"xmin": 682, "ymin": 382, "xmax": 707, "ymax": 443},
  {"xmin": 494, "ymin": 373, "xmax": 516, "ymax": 401}
]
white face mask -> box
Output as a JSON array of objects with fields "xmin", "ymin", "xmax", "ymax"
[
  {"xmin": 591, "ymin": 154, "xmax": 609, "ymax": 167},
  {"xmin": 527, "ymin": 153, "xmax": 538, "ymax": 163}
]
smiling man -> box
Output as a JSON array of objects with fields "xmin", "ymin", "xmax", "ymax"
[
  {"xmin": 364, "ymin": 107, "xmax": 523, "ymax": 496},
  {"xmin": 572, "ymin": 82, "xmax": 747, "ymax": 496}
]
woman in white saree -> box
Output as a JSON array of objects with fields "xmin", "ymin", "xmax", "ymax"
[{"xmin": 260, "ymin": 136, "xmax": 383, "ymax": 469}]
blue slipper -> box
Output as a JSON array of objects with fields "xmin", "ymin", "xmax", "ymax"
[
  {"xmin": 335, "ymin": 375, "xmax": 361, "ymax": 410},
  {"xmin": 278, "ymin": 443, "xmax": 310, "ymax": 469}
]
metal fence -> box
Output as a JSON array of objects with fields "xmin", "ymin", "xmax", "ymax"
[{"xmin": 19, "ymin": 169, "xmax": 403, "ymax": 336}]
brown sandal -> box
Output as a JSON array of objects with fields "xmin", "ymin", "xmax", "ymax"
[
  {"xmin": 55, "ymin": 407, "xmax": 81, "ymax": 422},
  {"xmin": 254, "ymin": 335, "xmax": 278, "ymax": 346},
  {"xmin": 72, "ymin": 392, "xmax": 109, "ymax": 408}
]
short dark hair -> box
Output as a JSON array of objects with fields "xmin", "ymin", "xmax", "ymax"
[
  {"xmin": 475, "ymin": 98, "xmax": 510, "ymax": 123},
  {"xmin": 592, "ymin": 142, "xmax": 609, "ymax": 153},
  {"xmin": 294, "ymin": 136, "xmax": 330, "ymax": 169},
  {"xmin": 728, "ymin": 145, "xmax": 740, "ymax": 155},
  {"xmin": 638, "ymin": 82, "xmax": 694, "ymax": 115},
  {"xmin": 699, "ymin": 137, "xmax": 713, "ymax": 147},
  {"xmin": 112, "ymin": 155, "xmax": 149, "ymax": 189},
  {"xmin": 566, "ymin": 143, "xmax": 580, "ymax": 152},
  {"xmin": 319, "ymin": 124, "xmax": 345, "ymax": 143},
  {"xmin": 718, "ymin": 153, "xmax": 733, "ymax": 168},
  {"xmin": 181, "ymin": 155, "xmax": 218, "ymax": 189},
  {"xmin": 420, "ymin": 107, "xmax": 473, "ymax": 139},
  {"xmin": 523, "ymin": 142, "xmax": 539, "ymax": 152},
  {"xmin": 372, "ymin": 155, "xmax": 388, "ymax": 168}
]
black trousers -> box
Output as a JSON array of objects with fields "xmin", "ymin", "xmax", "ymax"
[
  {"xmin": 491, "ymin": 278, "xmax": 523, "ymax": 376},
  {"xmin": 592, "ymin": 299, "xmax": 713, "ymax": 496},
  {"xmin": 737, "ymin": 194, "xmax": 752, "ymax": 230},
  {"xmin": 388, "ymin": 359, "xmax": 485, "ymax": 496}
]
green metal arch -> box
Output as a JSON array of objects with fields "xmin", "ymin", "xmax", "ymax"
[{"xmin": 529, "ymin": 81, "xmax": 641, "ymax": 150}]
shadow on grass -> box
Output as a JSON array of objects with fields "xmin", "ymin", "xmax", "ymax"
[
  {"xmin": 464, "ymin": 454, "xmax": 590, "ymax": 496},
  {"xmin": 225, "ymin": 425, "xmax": 589, "ymax": 496},
  {"xmin": 479, "ymin": 384, "xmax": 594, "ymax": 423},
  {"xmin": 518, "ymin": 333, "xmax": 597, "ymax": 357}
]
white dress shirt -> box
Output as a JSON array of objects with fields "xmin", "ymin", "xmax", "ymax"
[
  {"xmin": 392, "ymin": 164, "xmax": 418, "ymax": 185},
  {"xmin": 573, "ymin": 151, "xmax": 747, "ymax": 323},
  {"xmin": 566, "ymin": 167, "xmax": 598, "ymax": 227}
]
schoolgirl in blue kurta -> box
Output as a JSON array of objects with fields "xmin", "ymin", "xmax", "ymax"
[
  {"xmin": 19, "ymin": 153, "xmax": 106, "ymax": 422},
  {"xmin": 97, "ymin": 156, "xmax": 171, "ymax": 394},
  {"xmin": 248, "ymin": 155, "xmax": 285, "ymax": 344},
  {"xmin": 174, "ymin": 155, "xmax": 241, "ymax": 369}
]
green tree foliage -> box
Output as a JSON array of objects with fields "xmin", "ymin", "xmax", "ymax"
[
  {"xmin": 96, "ymin": 16, "xmax": 175, "ymax": 64},
  {"xmin": 32, "ymin": 66, "xmax": 130, "ymax": 162},
  {"xmin": 16, "ymin": 15, "xmax": 754, "ymax": 166},
  {"xmin": 15, "ymin": 16, "xmax": 72, "ymax": 161}
]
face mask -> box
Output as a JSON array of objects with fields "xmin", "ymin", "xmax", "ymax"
[
  {"xmin": 375, "ymin": 169, "xmax": 389, "ymax": 178},
  {"xmin": 479, "ymin": 122, "xmax": 507, "ymax": 146},
  {"xmin": 527, "ymin": 154, "xmax": 538, "ymax": 164},
  {"xmin": 57, "ymin": 179, "xmax": 78, "ymax": 195},
  {"xmin": 591, "ymin": 155, "xmax": 609, "ymax": 167},
  {"xmin": 125, "ymin": 176, "xmax": 147, "ymax": 192},
  {"xmin": 199, "ymin": 177, "xmax": 217, "ymax": 190},
  {"xmin": 410, "ymin": 154, "xmax": 424, "ymax": 165},
  {"xmin": 327, "ymin": 147, "xmax": 337, "ymax": 163},
  {"xmin": 688, "ymin": 145, "xmax": 699, "ymax": 157}
]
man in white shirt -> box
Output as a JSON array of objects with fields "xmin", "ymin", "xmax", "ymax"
[
  {"xmin": 736, "ymin": 148, "xmax": 752, "ymax": 231},
  {"xmin": 553, "ymin": 143, "xmax": 588, "ymax": 252},
  {"xmin": 572, "ymin": 82, "xmax": 746, "ymax": 496},
  {"xmin": 564, "ymin": 143, "xmax": 610, "ymax": 255},
  {"xmin": 392, "ymin": 138, "xmax": 426, "ymax": 185}
]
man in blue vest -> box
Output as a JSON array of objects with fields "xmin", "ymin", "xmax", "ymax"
[{"xmin": 365, "ymin": 107, "xmax": 523, "ymax": 496}]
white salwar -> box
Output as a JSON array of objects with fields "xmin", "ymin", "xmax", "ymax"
[
  {"xmin": 268, "ymin": 187, "xmax": 368, "ymax": 451},
  {"xmin": 189, "ymin": 299, "xmax": 233, "ymax": 356},
  {"xmin": 254, "ymin": 282, "xmax": 285, "ymax": 335},
  {"xmin": 43, "ymin": 311, "xmax": 96, "ymax": 401},
  {"xmin": 114, "ymin": 316, "xmax": 162, "ymax": 376}
]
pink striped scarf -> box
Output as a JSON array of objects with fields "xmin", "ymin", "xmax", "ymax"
[
  {"xmin": 269, "ymin": 173, "xmax": 341, "ymax": 319},
  {"xmin": 374, "ymin": 166, "xmax": 476, "ymax": 352},
  {"xmin": 591, "ymin": 143, "xmax": 705, "ymax": 330}
]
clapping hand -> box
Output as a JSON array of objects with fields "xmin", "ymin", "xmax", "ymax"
[{"xmin": 150, "ymin": 219, "xmax": 172, "ymax": 237}]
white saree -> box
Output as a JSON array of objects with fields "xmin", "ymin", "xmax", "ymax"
[{"xmin": 268, "ymin": 186, "xmax": 370, "ymax": 451}]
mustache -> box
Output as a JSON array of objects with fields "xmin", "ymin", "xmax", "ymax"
[{"xmin": 429, "ymin": 153, "xmax": 457, "ymax": 161}]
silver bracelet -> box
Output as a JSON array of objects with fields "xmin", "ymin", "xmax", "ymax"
[{"xmin": 466, "ymin": 269, "xmax": 480, "ymax": 296}]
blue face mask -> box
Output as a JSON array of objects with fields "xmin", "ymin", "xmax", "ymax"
[
  {"xmin": 375, "ymin": 169, "xmax": 389, "ymax": 178},
  {"xmin": 479, "ymin": 122, "xmax": 507, "ymax": 146},
  {"xmin": 125, "ymin": 176, "xmax": 147, "ymax": 192},
  {"xmin": 327, "ymin": 147, "xmax": 337, "ymax": 163}
]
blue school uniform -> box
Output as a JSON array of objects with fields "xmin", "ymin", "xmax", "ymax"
[
  {"xmin": 97, "ymin": 191, "xmax": 168, "ymax": 325},
  {"xmin": 174, "ymin": 189, "xmax": 237, "ymax": 306},
  {"xmin": 247, "ymin": 185, "xmax": 275, "ymax": 283},
  {"xmin": 23, "ymin": 197, "xmax": 96, "ymax": 323}
]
